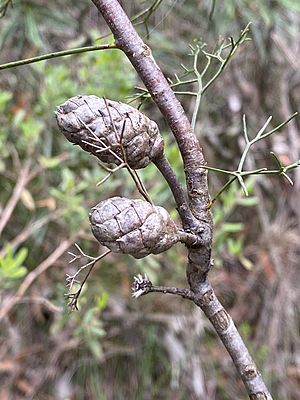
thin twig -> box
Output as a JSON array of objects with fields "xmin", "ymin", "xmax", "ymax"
[
  {"xmin": 0, "ymin": 152, "xmax": 69, "ymax": 236},
  {"xmin": 65, "ymin": 261, "xmax": 95, "ymax": 311},
  {"xmin": 132, "ymin": 0, "xmax": 162, "ymax": 39},
  {"xmin": 146, "ymin": 285, "xmax": 195, "ymax": 300},
  {"xmin": 93, "ymin": 2, "xmax": 273, "ymax": 398},
  {"xmin": 92, "ymin": 0, "xmax": 211, "ymax": 223},
  {"xmin": 191, "ymin": 46, "xmax": 202, "ymax": 129},
  {"xmin": 0, "ymin": 44, "xmax": 117, "ymax": 71},
  {"xmin": 0, "ymin": 210, "xmax": 61, "ymax": 258},
  {"xmin": 0, "ymin": 238, "xmax": 73, "ymax": 322},
  {"xmin": 204, "ymin": 112, "xmax": 299, "ymax": 203},
  {"xmin": 0, "ymin": 160, "xmax": 31, "ymax": 235},
  {"xmin": 102, "ymin": 100, "xmax": 153, "ymax": 203},
  {"xmin": 66, "ymin": 249, "xmax": 111, "ymax": 290},
  {"xmin": 13, "ymin": 296, "xmax": 63, "ymax": 314},
  {"xmin": 131, "ymin": 273, "xmax": 195, "ymax": 300},
  {"xmin": 130, "ymin": 24, "xmax": 250, "ymax": 115},
  {"xmin": 202, "ymin": 24, "xmax": 250, "ymax": 94},
  {"xmin": 65, "ymin": 247, "xmax": 111, "ymax": 310}
]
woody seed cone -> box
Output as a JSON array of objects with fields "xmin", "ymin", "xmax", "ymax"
[
  {"xmin": 55, "ymin": 95, "xmax": 164, "ymax": 169},
  {"xmin": 89, "ymin": 197, "xmax": 179, "ymax": 258}
]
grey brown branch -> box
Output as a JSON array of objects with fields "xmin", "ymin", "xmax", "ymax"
[
  {"xmin": 56, "ymin": 94, "xmax": 194, "ymax": 225},
  {"xmin": 132, "ymin": 273, "xmax": 195, "ymax": 300},
  {"xmin": 90, "ymin": 1, "xmax": 273, "ymax": 399},
  {"xmin": 91, "ymin": 0, "xmax": 212, "ymax": 230}
]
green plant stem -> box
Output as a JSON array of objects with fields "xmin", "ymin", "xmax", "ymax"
[
  {"xmin": 261, "ymin": 112, "xmax": 298, "ymax": 139},
  {"xmin": 131, "ymin": 0, "xmax": 161, "ymax": 24},
  {"xmin": 242, "ymin": 114, "xmax": 249, "ymax": 142},
  {"xmin": 171, "ymin": 77, "xmax": 198, "ymax": 88},
  {"xmin": 238, "ymin": 113, "xmax": 298, "ymax": 173},
  {"xmin": 208, "ymin": 176, "xmax": 236, "ymax": 209},
  {"xmin": 141, "ymin": 0, "xmax": 162, "ymax": 38},
  {"xmin": 209, "ymin": 0, "xmax": 216, "ymax": 21},
  {"xmin": 174, "ymin": 91, "xmax": 197, "ymax": 96},
  {"xmin": 242, "ymin": 168, "xmax": 268, "ymax": 175},
  {"xmin": 191, "ymin": 47, "xmax": 202, "ymax": 129},
  {"xmin": 201, "ymin": 165, "xmax": 235, "ymax": 175},
  {"xmin": 0, "ymin": 44, "xmax": 117, "ymax": 71},
  {"xmin": 201, "ymin": 56, "xmax": 212, "ymax": 77},
  {"xmin": 208, "ymin": 162, "xmax": 299, "ymax": 208},
  {"xmin": 202, "ymin": 24, "xmax": 250, "ymax": 94},
  {"xmin": 131, "ymin": 24, "xmax": 250, "ymax": 107}
]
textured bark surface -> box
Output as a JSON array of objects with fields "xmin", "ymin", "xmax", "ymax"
[
  {"xmin": 91, "ymin": 1, "xmax": 212, "ymax": 229},
  {"xmin": 88, "ymin": 1, "xmax": 274, "ymax": 398},
  {"xmin": 90, "ymin": 197, "xmax": 179, "ymax": 258},
  {"xmin": 56, "ymin": 95, "xmax": 164, "ymax": 169},
  {"xmin": 91, "ymin": 0, "xmax": 213, "ymax": 285}
]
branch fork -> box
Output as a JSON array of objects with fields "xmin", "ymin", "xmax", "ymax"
[{"xmin": 90, "ymin": 1, "xmax": 274, "ymax": 398}]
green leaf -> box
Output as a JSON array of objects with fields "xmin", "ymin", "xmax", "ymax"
[
  {"xmin": 227, "ymin": 237, "xmax": 244, "ymax": 256},
  {"xmin": 0, "ymin": 246, "xmax": 28, "ymax": 288},
  {"xmin": 222, "ymin": 222, "xmax": 244, "ymax": 233},
  {"xmin": 16, "ymin": 247, "xmax": 29, "ymax": 266},
  {"xmin": 20, "ymin": 118, "xmax": 44, "ymax": 143},
  {"xmin": 9, "ymin": 266, "xmax": 27, "ymax": 279},
  {"xmin": 237, "ymin": 196, "xmax": 258, "ymax": 207},
  {"xmin": 89, "ymin": 326, "xmax": 106, "ymax": 338},
  {"xmin": 88, "ymin": 338, "xmax": 103, "ymax": 360},
  {"xmin": 38, "ymin": 155, "xmax": 62, "ymax": 169},
  {"xmin": 61, "ymin": 168, "xmax": 75, "ymax": 191},
  {"xmin": 96, "ymin": 291, "xmax": 109, "ymax": 311}
]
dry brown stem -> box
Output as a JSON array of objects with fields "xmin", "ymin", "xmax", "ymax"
[
  {"xmin": 0, "ymin": 160, "xmax": 31, "ymax": 236},
  {"xmin": 0, "ymin": 238, "xmax": 73, "ymax": 322},
  {"xmin": 0, "ymin": 211, "xmax": 61, "ymax": 258}
]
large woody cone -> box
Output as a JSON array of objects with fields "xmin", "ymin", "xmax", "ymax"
[
  {"xmin": 89, "ymin": 197, "xmax": 179, "ymax": 258},
  {"xmin": 55, "ymin": 95, "xmax": 164, "ymax": 169}
]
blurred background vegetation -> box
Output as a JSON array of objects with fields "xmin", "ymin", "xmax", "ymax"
[{"xmin": 0, "ymin": 1, "xmax": 299, "ymax": 399}]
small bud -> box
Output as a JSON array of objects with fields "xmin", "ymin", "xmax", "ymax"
[
  {"xmin": 132, "ymin": 274, "xmax": 152, "ymax": 298},
  {"xmin": 89, "ymin": 197, "xmax": 179, "ymax": 258},
  {"xmin": 55, "ymin": 95, "xmax": 164, "ymax": 169}
]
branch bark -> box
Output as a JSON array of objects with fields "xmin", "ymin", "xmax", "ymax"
[
  {"xmin": 92, "ymin": 0, "xmax": 211, "ymax": 228},
  {"xmin": 91, "ymin": 1, "xmax": 273, "ymax": 398},
  {"xmin": 153, "ymin": 153, "xmax": 196, "ymax": 227}
]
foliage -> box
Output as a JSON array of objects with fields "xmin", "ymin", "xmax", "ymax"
[
  {"xmin": 0, "ymin": 1, "xmax": 300, "ymax": 399},
  {"xmin": 213, "ymin": 178, "xmax": 257, "ymax": 267},
  {"xmin": 0, "ymin": 245, "xmax": 28, "ymax": 289}
]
